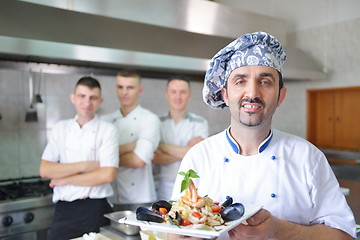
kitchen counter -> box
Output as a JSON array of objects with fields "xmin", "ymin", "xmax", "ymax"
[{"xmin": 321, "ymin": 148, "xmax": 360, "ymax": 161}]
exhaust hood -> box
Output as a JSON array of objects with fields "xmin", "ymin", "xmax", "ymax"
[{"xmin": 0, "ymin": 0, "xmax": 325, "ymax": 80}]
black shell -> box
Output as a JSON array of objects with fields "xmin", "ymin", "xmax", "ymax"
[
  {"xmin": 220, "ymin": 203, "xmax": 245, "ymax": 221},
  {"xmin": 221, "ymin": 197, "xmax": 233, "ymax": 208},
  {"xmin": 168, "ymin": 211, "xmax": 181, "ymax": 226},
  {"xmin": 152, "ymin": 200, "xmax": 172, "ymax": 212},
  {"xmin": 136, "ymin": 207, "xmax": 164, "ymax": 223}
]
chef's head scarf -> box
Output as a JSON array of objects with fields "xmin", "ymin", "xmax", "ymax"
[{"xmin": 202, "ymin": 31, "xmax": 287, "ymax": 109}]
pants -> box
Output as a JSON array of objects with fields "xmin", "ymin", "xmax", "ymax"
[{"xmin": 50, "ymin": 198, "xmax": 112, "ymax": 240}]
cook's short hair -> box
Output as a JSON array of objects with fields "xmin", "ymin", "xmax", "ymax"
[
  {"xmin": 167, "ymin": 75, "xmax": 191, "ymax": 88},
  {"xmin": 75, "ymin": 76, "xmax": 101, "ymax": 92},
  {"xmin": 117, "ymin": 69, "xmax": 141, "ymax": 82}
]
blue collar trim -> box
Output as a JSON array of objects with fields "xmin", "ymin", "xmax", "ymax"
[
  {"xmin": 225, "ymin": 128, "xmax": 273, "ymax": 154},
  {"xmin": 258, "ymin": 132, "xmax": 273, "ymax": 153},
  {"xmin": 226, "ymin": 129, "xmax": 240, "ymax": 154}
]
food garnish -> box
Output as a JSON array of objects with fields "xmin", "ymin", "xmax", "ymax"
[{"xmin": 179, "ymin": 169, "xmax": 199, "ymax": 193}]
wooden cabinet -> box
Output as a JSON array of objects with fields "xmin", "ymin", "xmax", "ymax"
[{"xmin": 307, "ymin": 87, "xmax": 360, "ymax": 150}]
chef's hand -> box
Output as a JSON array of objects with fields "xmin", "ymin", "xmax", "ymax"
[
  {"xmin": 188, "ymin": 136, "xmax": 204, "ymax": 147},
  {"xmin": 228, "ymin": 209, "xmax": 278, "ymax": 240},
  {"xmin": 49, "ymin": 178, "xmax": 66, "ymax": 188}
]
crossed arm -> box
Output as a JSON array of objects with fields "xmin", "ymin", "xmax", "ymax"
[
  {"xmin": 118, "ymin": 141, "xmax": 146, "ymax": 168},
  {"xmin": 152, "ymin": 136, "xmax": 204, "ymax": 165},
  {"xmin": 39, "ymin": 160, "xmax": 117, "ymax": 188}
]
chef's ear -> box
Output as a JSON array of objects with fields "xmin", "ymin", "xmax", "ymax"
[
  {"xmin": 70, "ymin": 93, "xmax": 75, "ymax": 104},
  {"xmin": 221, "ymin": 87, "xmax": 229, "ymax": 107},
  {"xmin": 277, "ymin": 87, "xmax": 287, "ymax": 107}
]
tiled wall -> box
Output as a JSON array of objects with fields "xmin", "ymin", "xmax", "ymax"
[{"xmin": 1, "ymin": 17, "xmax": 359, "ymax": 180}]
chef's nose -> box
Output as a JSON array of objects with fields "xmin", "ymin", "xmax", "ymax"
[
  {"xmin": 121, "ymin": 88, "xmax": 129, "ymax": 95},
  {"xmin": 244, "ymin": 81, "xmax": 260, "ymax": 99},
  {"xmin": 84, "ymin": 97, "xmax": 92, "ymax": 106},
  {"xmin": 175, "ymin": 92, "xmax": 182, "ymax": 99}
]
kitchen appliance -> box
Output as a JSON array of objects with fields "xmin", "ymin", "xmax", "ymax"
[
  {"xmin": 104, "ymin": 211, "xmax": 140, "ymax": 236},
  {"xmin": 0, "ymin": 177, "xmax": 54, "ymax": 240},
  {"xmin": 100, "ymin": 211, "xmax": 141, "ymax": 240},
  {"xmin": 0, "ymin": 0, "xmax": 326, "ymax": 81}
]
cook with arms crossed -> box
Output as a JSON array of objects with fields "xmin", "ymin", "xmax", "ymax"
[
  {"xmin": 171, "ymin": 32, "xmax": 356, "ymax": 240},
  {"xmin": 102, "ymin": 69, "xmax": 160, "ymax": 210},
  {"xmin": 153, "ymin": 74, "xmax": 209, "ymax": 201},
  {"xmin": 40, "ymin": 76, "xmax": 119, "ymax": 240}
]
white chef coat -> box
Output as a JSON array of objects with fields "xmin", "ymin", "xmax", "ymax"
[
  {"xmin": 155, "ymin": 112, "xmax": 208, "ymax": 200},
  {"xmin": 172, "ymin": 128, "xmax": 356, "ymax": 239},
  {"xmin": 102, "ymin": 105, "xmax": 160, "ymax": 204},
  {"xmin": 41, "ymin": 115, "xmax": 119, "ymax": 203}
]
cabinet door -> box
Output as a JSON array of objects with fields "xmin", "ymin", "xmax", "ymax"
[
  {"xmin": 334, "ymin": 90, "xmax": 360, "ymax": 149},
  {"xmin": 314, "ymin": 91, "xmax": 335, "ymax": 147}
]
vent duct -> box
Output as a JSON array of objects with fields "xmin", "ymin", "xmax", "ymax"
[{"xmin": 0, "ymin": 0, "xmax": 325, "ymax": 80}]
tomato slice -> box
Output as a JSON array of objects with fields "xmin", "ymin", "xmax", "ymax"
[
  {"xmin": 159, "ymin": 207, "xmax": 168, "ymax": 216},
  {"xmin": 181, "ymin": 219, "xmax": 192, "ymax": 226},
  {"xmin": 211, "ymin": 205, "xmax": 222, "ymax": 213},
  {"xmin": 191, "ymin": 212, "xmax": 202, "ymax": 219},
  {"xmin": 214, "ymin": 202, "xmax": 220, "ymax": 205}
]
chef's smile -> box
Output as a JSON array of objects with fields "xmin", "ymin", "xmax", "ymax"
[{"xmin": 240, "ymin": 98, "xmax": 265, "ymax": 114}]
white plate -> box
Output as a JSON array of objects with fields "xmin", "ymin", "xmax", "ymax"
[{"xmin": 118, "ymin": 204, "xmax": 262, "ymax": 239}]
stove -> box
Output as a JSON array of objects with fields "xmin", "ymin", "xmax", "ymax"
[{"xmin": 0, "ymin": 177, "xmax": 54, "ymax": 240}]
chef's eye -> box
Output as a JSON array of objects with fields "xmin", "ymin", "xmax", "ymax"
[
  {"xmin": 235, "ymin": 79, "xmax": 246, "ymax": 85},
  {"xmin": 260, "ymin": 79, "xmax": 272, "ymax": 85}
]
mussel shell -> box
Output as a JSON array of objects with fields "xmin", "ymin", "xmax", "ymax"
[
  {"xmin": 221, "ymin": 196, "xmax": 233, "ymax": 208},
  {"xmin": 152, "ymin": 200, "xmax": 172, "ymax": 212},
  {"xmin": 220, "ymin": 203, "xmax": 245, "ymax": 221},
  {"xmin": 168, "ymin": 211, "xmax": 181, "ymax": 226},
  {"xmin": 136, "ymin": 207, "xmax": 164, "ymax": 223}
]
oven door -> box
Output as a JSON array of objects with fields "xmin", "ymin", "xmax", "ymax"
[{"xmin": 0, "ymin": 229, "xmax": 49, "ymax": 240}]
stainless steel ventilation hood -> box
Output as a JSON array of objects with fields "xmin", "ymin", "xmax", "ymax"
[{"xmin": 0, "ymin": 0, "xmax": 325, "ymax": 80}]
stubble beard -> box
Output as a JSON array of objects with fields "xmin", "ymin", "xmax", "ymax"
[
  {"xmin": 238, "ymin": 97, "xmax": 265, "ymax": 127},
  {"xmin": 239, "ymin": 112, "xmax": 263, "ymax": 127}
]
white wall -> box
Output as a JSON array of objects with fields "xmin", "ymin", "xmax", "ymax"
[
  {"xmin": 273, "ymin": 17, "xmax": 360, "ymax": 138},
  {"xmin": 216, "ymin": 0, "xmax": 360, "ymax": 32}
]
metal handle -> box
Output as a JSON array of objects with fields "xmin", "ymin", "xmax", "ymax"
[{"xmin": 29, "ymin": 70, "xmax": 34, "ymax": 104}]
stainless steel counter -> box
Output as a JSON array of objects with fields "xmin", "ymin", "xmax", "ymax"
[{"xmin": 321, "ymin": 148, "xmax": 360, "ymax": 162}]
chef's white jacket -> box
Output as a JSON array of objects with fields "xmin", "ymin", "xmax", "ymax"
[
  {"xmin": 172, "ymin": 128, "xmax": 356, "ymax": 239},
  {"xmin": 155, "ymin": 112, "xmax": 208, "ymax": 200},
  {"xmin": 42, "ymin": 115, "xmax": 119, "ymax": 203},
  {"xmin": 102, "ymin": 105, "xmax": 160, "ymax": 204}
]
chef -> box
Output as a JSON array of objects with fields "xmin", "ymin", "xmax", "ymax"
[
  {"xmin": 40, "ymin": 76, "xmax": 119, "ymax": 240},
  {"xmin": 171, "ymin": 32, "xmax": 356, "ymax": 239},
  {"xmin": 102, "ymin": 69, "xmax": 160, "ymax": 210}
]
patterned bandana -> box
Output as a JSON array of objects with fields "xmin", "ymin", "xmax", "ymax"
[{"xmin": 202, "ymin": 32, "xmax": 287, "ymax": 109}]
